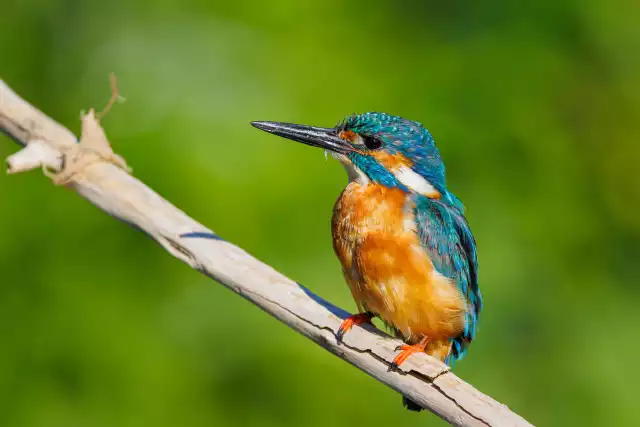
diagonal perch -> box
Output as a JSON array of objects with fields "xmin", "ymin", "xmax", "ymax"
[{"xmin": 0, "ymin": 78, "xmax": 532, "ymax": 427}]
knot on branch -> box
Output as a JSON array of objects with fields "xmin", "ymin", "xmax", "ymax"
[
  {"xmin": 6, "ymin": 73, "xmax": 131, "ymax": 184},
  {"xmin": 45, "ymin": 73, "xmax": 130, "ymax": 185},
  {"xmin": 44, "ymin": 109, "xmax": 131, "ymax": 186}
]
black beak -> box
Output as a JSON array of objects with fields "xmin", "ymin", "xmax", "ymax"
[{"xmin": 251, "ymin": 121, "xmax": 353, "ymax": 154}]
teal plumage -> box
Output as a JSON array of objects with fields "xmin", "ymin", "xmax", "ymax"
[{"xmin": 413, "ymin": 195, "xmax": 481, "ymax": 365}]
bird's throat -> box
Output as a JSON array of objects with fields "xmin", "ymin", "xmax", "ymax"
[{"xmin": 333, "ymin": 153, "xmax": 370, "ymax": 186}]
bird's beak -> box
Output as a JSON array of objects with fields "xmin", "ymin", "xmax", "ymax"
[{"xmin": 251, "ymin": 121, "xmax": 353, "ymax": 154}]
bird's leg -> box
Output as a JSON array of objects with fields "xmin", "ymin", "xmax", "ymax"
[
  {"xmin": 391, "ymin": 336, "xmax": 430, "ymax": 369},
  {"xmin": 336, "ymin": 311, "xmax": 375, "ymax": 342}
]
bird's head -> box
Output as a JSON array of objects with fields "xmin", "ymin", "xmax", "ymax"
[{"xmin": 252, "ymin": 112, "xmax": 461, "ymax": 207}]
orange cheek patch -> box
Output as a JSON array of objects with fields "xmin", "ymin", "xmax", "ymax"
[
  {"xmin": 339, "ymin": 130, "xmax": 358, "ymax": 142},
  {"xmin": 371, "ymin": 151, "xmax": 412, "ymax": 170}
]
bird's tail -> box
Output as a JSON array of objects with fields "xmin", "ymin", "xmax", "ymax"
[{"xmin": 402, "ymin": 396, "xmax": 424, "ymax": 412}]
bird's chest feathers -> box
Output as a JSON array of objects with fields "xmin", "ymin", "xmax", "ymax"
[
  {"xmin": 332, "ymin": 183, "xmax": 412, "ymax": 239},
  {"xmin": 331, "ymin": 183, "xmax": 465, "ymax": 340}
]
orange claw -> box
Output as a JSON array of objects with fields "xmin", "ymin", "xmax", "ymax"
[
  {"xmin": 336, "ymin": 312, "xmax": 374, "ymax": 342},
  {"xmin": 391, "ymin": 337, "xmax": 430, "ymax": 369}
]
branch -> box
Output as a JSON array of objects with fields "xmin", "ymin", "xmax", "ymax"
[{"xmin": 0, "ymin": 79, "xmax": 531, "ymax": 427}]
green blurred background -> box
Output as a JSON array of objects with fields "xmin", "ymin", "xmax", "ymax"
[{"xmin": 1, "ymin": 1, "xmax": 639, "ymax": 426}]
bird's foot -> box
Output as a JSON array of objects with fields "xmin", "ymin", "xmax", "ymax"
[
  {"xmin": 391, "ymin": 337, "xmax": 430, "ymax": 369},
  {"xmin": 336, "ymin": 312, "xmax": 374, "ymax": 342}
]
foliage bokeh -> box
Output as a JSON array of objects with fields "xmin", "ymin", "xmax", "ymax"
[{"xmin": 1, "ymin": 1, "xmax": 639, "ymax": 426}]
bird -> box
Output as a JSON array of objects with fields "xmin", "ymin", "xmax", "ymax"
[{"xmin": 251, "ymin": 113, "xmax": 481, "ymax": 411}]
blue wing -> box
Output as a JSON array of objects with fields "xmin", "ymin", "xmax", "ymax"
[{"xmin": 413, "ymin": 194, "xmax": 482, "ymax": 364}]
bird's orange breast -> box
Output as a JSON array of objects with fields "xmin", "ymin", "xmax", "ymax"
[{"xmin": 331, "ymin": 182, "xmax": 466, "ymax": 351}]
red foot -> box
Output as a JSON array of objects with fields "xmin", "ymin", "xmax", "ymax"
[
  {"xmin": 336, "ymin": 312, "xmax": 373, "ymax": 342},
  {"xmin": 391, "ymin": 337, "xmax": 430, "ymax": 369}
]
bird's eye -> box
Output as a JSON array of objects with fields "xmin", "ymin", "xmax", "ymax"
[{"xmin": 363, "ymin": 135, "xmax": 383, "ymax": 150}]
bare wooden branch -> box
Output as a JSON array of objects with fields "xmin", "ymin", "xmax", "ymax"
[{"xmin": 0, "ymin": 79, "xmax": 532, "ymax": 427}]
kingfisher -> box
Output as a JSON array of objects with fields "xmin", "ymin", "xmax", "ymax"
[{"xmin": 251, "ymin": 113, "xmax": 481, "ymax": 411}]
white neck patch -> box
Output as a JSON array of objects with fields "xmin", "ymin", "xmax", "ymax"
[
  {"xmin": 394, "ymin": 166, "xmax": 440, "ymax": 198},
  {"xmin": 332, "ymin": 153, "xmax": 370, "ymax": 185},
  {"xmin": 329, "ymin": 152, "xmax": 439, "ymax": 197}
]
